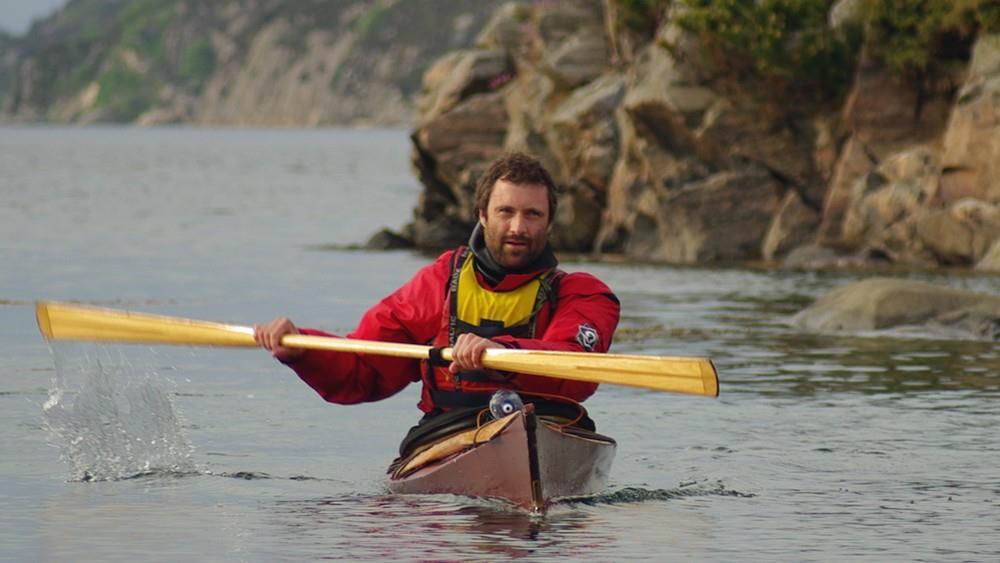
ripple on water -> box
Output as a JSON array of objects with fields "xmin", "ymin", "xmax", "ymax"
[{"xmin": 567, "ymin": 483, "xmax": 755, "ymax": 507}]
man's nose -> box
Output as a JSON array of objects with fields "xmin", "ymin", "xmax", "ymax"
[{"xmin": 509, "ymin": 213, "xmax": 528, "ymax": 234}]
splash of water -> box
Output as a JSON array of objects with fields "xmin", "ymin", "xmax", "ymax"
[{"xmin": 42, "ymin": 344, "xmax": 195, "ymax": 481}]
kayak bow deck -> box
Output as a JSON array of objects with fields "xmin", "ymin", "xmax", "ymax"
[{"xmin": 387, "ymin": 404, "xmax": 616, "ymax": 512}]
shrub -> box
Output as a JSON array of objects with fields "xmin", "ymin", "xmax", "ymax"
[
  {"xmin": 861, "ymin": 0, "xmax": 999, "ymax": 79},
  {"xmin": 674, "ymin": 0, "xmax": 861, "ymax": 100}
]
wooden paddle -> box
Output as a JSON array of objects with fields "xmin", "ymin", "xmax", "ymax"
[{"xmin": 36, "ymin": 301, "xmax": 719, "ymax": 397}]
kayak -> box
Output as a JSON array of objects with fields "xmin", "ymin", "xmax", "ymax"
[
  {"xmin": 32, "ymin": 302, "xmax": 716, "ymax": 510},
  {"xmin": 386, "ymin": 403, "xmax": 616, "ymax": 512}
]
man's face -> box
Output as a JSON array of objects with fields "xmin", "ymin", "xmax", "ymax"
[{"xmin": 479, "ymin": 179, "xmax": 551, "ymax": 269}]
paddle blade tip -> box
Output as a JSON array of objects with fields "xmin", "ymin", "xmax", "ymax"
[
  {"xmin": 35, "ymin": 301, "xmax": 54, "ymax": 340},
  {"xmin": 703, "ymin": 359, "xmax": 720, "ymax": 398}
]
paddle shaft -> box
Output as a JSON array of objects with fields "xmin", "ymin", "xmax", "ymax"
[{"xmin": 36, "ymin": 301, "xmax": 719, "ymax": 397}]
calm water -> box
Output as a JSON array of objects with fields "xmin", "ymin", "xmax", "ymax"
[{"xmin": 2, "ymin": 126, "xmax": 998, "ymax": 561}]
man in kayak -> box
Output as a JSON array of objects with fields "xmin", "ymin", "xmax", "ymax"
[{"xmin": 254, "ymin": 152, "xmax": 620, "ymax": 422}]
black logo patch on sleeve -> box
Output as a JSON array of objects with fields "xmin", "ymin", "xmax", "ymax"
[{"xmin": 576, "ymin": 324, "xmax": 599, "ymax": 351}]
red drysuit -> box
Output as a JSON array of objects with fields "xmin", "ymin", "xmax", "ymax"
[{"xmin": 283, "ymin": 247, "xmax": 620, "ymax": 413}]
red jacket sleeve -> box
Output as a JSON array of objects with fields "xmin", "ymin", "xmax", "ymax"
[
  {"xmin": 492, "ymin": 272, "xmax": 620, "ymax": 402},
  {"xmin": 283, "ymin": 251, "xmax": 453, "ymax": 404}
]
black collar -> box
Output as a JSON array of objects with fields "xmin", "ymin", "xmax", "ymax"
[{"xmin": 467, "ymin": 223, "xmax": 558, "ymax": 287}]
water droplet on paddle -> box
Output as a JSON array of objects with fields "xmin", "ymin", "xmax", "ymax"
[{"xmin": 489, "ymin": 390, "xmax": 523, "ymax": 419}]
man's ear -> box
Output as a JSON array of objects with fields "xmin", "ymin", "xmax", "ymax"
[{"xmin": 478, "ymin": 210, "xmax": 487, "ymax": 225}]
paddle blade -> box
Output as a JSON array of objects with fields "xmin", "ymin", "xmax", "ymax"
[
  {"xmin": 482, "ymin": 349, "xmax": 719, "ymax": 397},
  {"xmin": 36, "ymin": 301, "xmax": 258, "ymax": 347}
]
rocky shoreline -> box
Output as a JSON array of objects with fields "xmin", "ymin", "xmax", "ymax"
[{"xmin": 390, "ymin": 1, "xmax": 1000, "ymax": 274}]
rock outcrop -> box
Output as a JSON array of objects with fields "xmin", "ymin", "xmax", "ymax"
[
  {"xmin": 404, "ymin": 4, "xmax": 1000, "ymax": 273},
  {"xmin": 792, "ymin": 277, "xmax": 1000, "ymax": 340},
  {"xmin": 408, "ymin": 1, "xmax": 817, "ymax": 262},
  {"xmin": 813, "ymin": 34, "xmax": 1000, "ymax": 269},
  {"xmin": 940, "ymin": 34, "xmax": 1000, "ymax": 205}
]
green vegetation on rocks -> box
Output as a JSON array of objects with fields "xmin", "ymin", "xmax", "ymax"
[
  {"xmin": 50, "ymin": 0, "xmax": 135, "ymax": 43},
  {"xmin": 117, "ymin": 0, "xmax": 179, "ymax": 65},
  {"xmin": 3, "ymin": 0, "xmax": 186, "ymax": 119},
  {"xmin": 95, "ymin": 64, "xmax": 154, "ymax": 119},
  {"xmin": 93, "ymin": 0, "xmax": 180, "ymax": 117},
  {"xmin": 861, "ymin": 0, "xmax": 1000, "ymax": 78},
  {"xmin": 612, "ymin": 0, "xmax": 998, "ymax": 101},
  {"xmin": 674, "ymin": 0, "xmax": 861, "ymax": 99}
]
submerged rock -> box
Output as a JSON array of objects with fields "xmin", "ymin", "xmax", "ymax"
[
  {"xmin": 781, "ymin": 244, "xmax": 889, "ymax": 269},
  {"xmin": 792, "ymin": 277, "xmax": 1000, "ymax": 340}
]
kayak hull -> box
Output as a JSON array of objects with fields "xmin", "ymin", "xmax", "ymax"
[{"xmin": 387, "ymin": 404, "xmax": 616, "ymax": 511}]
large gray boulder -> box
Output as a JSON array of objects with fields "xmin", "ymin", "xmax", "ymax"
[{"xmin": 792, "ymin": 277, "xmax": 1000, "ymax": 339}]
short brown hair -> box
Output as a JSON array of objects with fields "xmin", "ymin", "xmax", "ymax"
[{"xmin": 474, "ymin": 152, "xmax": 558, "ymax": 223}]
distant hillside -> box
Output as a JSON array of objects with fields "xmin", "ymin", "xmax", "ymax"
[{"xmin": 0, "ymin": 0, "xmax": 504, "ymax": 125}]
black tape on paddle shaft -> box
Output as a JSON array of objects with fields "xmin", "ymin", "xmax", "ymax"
[{"xmin": 427, "ymin": 346, "xmax": 451, "ymax": 367}]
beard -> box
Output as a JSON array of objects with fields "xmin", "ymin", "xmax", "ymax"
[{"xmin": 483, "ymin": 222, "xmax": 546, "ymax": 270}]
